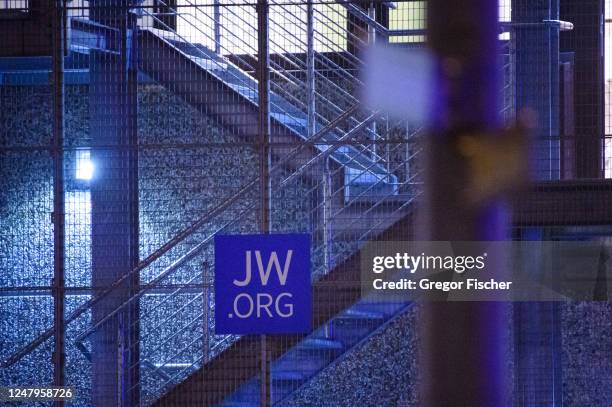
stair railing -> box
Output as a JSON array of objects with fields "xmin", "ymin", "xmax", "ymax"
[
  {"xmin": 145, "ymin": 0, "xmax": 382, "ymax": 161},
  {"xmin": 75, "ymin": 110, "xmax": 393, "ymax": 401}
]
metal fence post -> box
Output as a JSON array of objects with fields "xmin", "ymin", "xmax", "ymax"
[
  {"xmin": 257, "ymin": 0, "xmax": 271, "ymax": 404},
  {"xmin": 52, "ymin": 0, "xmax": 66, "ymax": 404}
]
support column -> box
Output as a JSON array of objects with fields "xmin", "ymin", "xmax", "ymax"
[
  {"xmin": 423, "ymin": 1, "xmax": 508, "ymax": 405},
  {"xmin": 256, "ymin": 0, "xmax": 271, "ymax": 405},
  {"xmin": 52, "ymin": 0, "xmax": 66, "ymax": 405},
  {"xmin": 90, "ymin": 1, "xmax": 139, "ymax": 406},
  {"xmin": 347, "ymin": 3, "xmax": 388, "ymax": 56}
]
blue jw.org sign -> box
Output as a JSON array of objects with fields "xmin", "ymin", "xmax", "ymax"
[{"xmin": 214, "ymin": 234, "xmax": 311, "ymax": 334}]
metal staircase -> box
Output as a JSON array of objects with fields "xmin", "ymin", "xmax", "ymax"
[{"xmin": 135, "ymin": 25, "xmax": 399, "ymax": 200}]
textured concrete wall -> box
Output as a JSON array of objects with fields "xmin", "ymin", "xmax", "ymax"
[{"xmin": 562, "ymin": 302, "xmax": 612, "ymax": 407}]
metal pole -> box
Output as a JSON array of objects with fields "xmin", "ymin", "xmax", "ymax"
[
  {"xmin": 203, "ymin": 271, "xmax": 210, "ymax": 361},
  {"xmin": 52, "ymin": 0, "xmax": 66, "ymax": 405},
  {"xmin": 512, "ymin": 2, "xmax": 563, "ymax": 403},
  {"xmin": 422, "ymin": 1, "xmax": 508, "ymax": 406},
  {"xmin": 306, "ymin": 0, "xmax": 315, "ymax": 139},
  {"xmin": 322, "ymin": 158, "xmax": 332, "ymax": 273},
  {"xmin": 214, "ymin": 0, "xmax": 221, "ymax": 54},
  {"xmin": 307, "ymin": 0, "xmax": 331, "ymax": 277},
  {"xmin": 257, "ymin": 0, "xmax": 271, "ymax": 405},
  {"xmin": 202, "ymin": 261, "xmax": 211, "ymax": 362},
  {"xmin": 368, "ymin": 2, "xmax": 377, "ymax": 159}
]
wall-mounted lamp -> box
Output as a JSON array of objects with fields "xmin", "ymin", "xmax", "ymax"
[{"xmin": 76, "ymin": 148, "xmax": 94, "ymax": 181}]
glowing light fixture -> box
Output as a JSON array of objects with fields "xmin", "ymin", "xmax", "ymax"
[{"xmin": 76, "ymin": 148, "xmax": 94, "ymax": 180}]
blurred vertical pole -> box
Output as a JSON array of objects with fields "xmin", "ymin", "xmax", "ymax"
[
  {"xmin": 423, "ymin": 1, "xmax": 508, "ymax": 406},
  {"xmin": 257, "ymin": 0, "xmax": 271, "ymax": 405},
  {"xmin": 52, "ymin": 0, "xmax": 66, "ymax": 404}
]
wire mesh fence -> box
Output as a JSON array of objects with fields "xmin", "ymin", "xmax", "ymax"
[{"xmin": 0, "ymin": 0, "xmax": 611, "ymax": 406}]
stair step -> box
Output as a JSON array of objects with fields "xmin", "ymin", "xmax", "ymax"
[
  {"xmin": 226, "ymin": 83, "xmax": 258, "ymax": 100},
  {"xmin": 299, "ymin": 337, "xmax": 344, "ymax": 351},
  {"xmin": 169, "ymin": 39, "xmax": 222, "ymax": 61},
  {"xmin": 270, "ymin": 112, "xmax": 307, "ymax": 128},
  {"xmin": 272, "ymin": 370, "xmax": 309, "ymax": 382},
  {"xmin": 187, "ymin": 55, "xmax": 227, "ymax": 71},
  {"xmin": 273, "ymin": 354, "xmax": 328, "ymax": 373},
  {"xmin": 352, "ymin": 301, "xmax": 410, "ymax": 318},
  {"xmin": 338, "ymin": 308, "xmax": 385, "ymax": 321}
]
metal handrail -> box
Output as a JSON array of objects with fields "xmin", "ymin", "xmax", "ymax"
[
  {"xmin": 74, "ymin": 106, "xmax": 377, "ymax": 346},
  {"xmin": 69, "ymin": 113, "xmax": 391, "ymax": 396},
  {"xmin": 74, "ymin": 115, "xmax": 394, "ymax": 404}
]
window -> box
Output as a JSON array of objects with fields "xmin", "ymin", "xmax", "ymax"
[
  {"xmin": 389, "ymin": 0, "xmax": 511, "ymax": 44},
  {"xmin": 0, "ymin": 0, "xmax": 28, "ymax": 12},
  {"xmin": 389, "ymin": 1, "xmax": 426, "ymax": 44}
]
